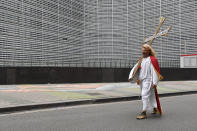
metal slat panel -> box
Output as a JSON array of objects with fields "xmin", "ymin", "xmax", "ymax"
[{"xmin": 0, "ymin": 0, "xmax": 197, "ymax": 68}]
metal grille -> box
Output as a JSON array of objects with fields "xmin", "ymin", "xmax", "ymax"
[
  {"xmin": 0, "ymin": 0, "xmax": 197, "ymax": 68},
  {"xmin": 0, "ymin": 0, "xmax": 84, "ymax": 67}
]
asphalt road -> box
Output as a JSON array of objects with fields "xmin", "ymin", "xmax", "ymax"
[{"xmin": 0, "ymin": 94, "xmax": 197, "ymax": 131}]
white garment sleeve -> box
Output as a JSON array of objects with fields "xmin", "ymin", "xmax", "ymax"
[
  {"xmin": 128, "ymin": 63, "xmax": 138, "ymax": 80},
  {"xmin": 151, "ymin": 64, "xmax": 159, "ymax": 86}
]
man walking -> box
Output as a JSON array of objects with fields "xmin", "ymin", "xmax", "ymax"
[{"xmin": 128, "ymin": 44, "xmax": 163, "ymax": 120}]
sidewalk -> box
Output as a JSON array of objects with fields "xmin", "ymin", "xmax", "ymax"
[{"xmin": 0, "ymin": 81, "xmax": 197, "ymax": 113}]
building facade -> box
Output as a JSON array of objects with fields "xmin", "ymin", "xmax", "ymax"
[{"xmin": 1, "ymin": 0, "xmax": 197, "ymax": 69}]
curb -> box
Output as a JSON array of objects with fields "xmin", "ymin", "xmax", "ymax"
[{"xmin": 1, "ymin": 91, "xmax": 197, "ymax": 114}]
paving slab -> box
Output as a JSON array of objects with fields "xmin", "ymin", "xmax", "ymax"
[{"xmin": 0, "ymin": 81, "xmax": 196, "ymax": 110}]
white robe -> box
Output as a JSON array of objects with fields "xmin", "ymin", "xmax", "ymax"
[{"xmin": 128, "ymin": 56, "xmax": 159, "ymax": 111}]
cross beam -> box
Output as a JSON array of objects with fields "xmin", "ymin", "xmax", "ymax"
[
  {"xmin": 146, "ymin": 16, "xmax": 165, "ymax": 46},
  {"xmin": 144, "ymin": 26, "xmax": 172, "ymax": 43}
]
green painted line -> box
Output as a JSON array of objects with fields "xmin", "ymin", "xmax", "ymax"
[
  {"xmin": 123, "ymin": 86, "xmax": 179, "ymax": 94},
  {"xmin": 46, "ymin": 91, "xmax": 98, "ymax": 100},
  {"xmin": 157, "ymin": 86, "xmax": 179, "ymax": 92},
  {"xmin": 122, "ymin": 88, "xmax": 141, "ymax": 94}
]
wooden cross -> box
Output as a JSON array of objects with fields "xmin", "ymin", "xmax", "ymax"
[{"xmin": 129, "ymin": 17, "xmax": 172, "ymax": 81}]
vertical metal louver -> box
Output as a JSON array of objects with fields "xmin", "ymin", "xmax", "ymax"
[{"xmin": 0, "ymin": 0, "xmax": 197, "ymax": 68}]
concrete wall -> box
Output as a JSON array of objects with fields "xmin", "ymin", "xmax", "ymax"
[{"xmin": 0, "ymin": 67, "xmax": 197, "ymax": 84}]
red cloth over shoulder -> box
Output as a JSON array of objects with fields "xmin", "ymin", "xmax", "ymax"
[{"xmin": 150, "ymin": 56, "xmax": 160, "ymax": 73}]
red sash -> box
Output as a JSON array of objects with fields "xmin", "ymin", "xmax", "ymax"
[{"xmin": 150, "ymin": 56, "xmax": 162, "ymax": 116}]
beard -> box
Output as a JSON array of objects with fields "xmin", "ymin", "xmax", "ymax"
[{"xmin": 142, "ymin": 53, "xmax": 149, "ymax": 57}]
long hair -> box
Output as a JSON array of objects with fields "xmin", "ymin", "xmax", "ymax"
[{"xmin": 142, "ymin": 44, "xmax": 156, "ymax": 56}]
